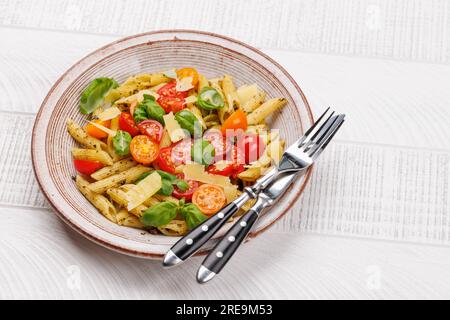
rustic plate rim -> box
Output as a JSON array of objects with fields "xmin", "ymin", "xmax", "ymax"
[{"xmin": 31, "ymin": 29, "xmax": 314, "ymax": 259}]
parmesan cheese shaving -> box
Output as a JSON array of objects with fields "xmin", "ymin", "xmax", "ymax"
[
  {"xmin": 88, "ymin": 121, "xmax": 117, "ymax": 137},
  {"xmin": 184, "ymin": 95, "xmax": 197, "ymax": 104},
  {"xmin": 163, "ymin": 69, "xmax": 177, "ymax": 79},
  {"xmin": 182, "ymin": 163, "xmax": 232, "ymax": 187},
  {"xmin": 236, "ymin": 84, "xmax": 259, "ymax": 105},
  {"xmin": 163, "ymin": 112, "xmax": 186, "ymax": 143},
  {"xmin": 97, "ymin": 107, "xmax": 121, "ymax": 121},
  {"xmin": 126, "ymin": 171, "xmax": 161, "ymax": 210},
  {"xmin": 176, "ymin": 76, "xmax": 194, "ymax": 92}
]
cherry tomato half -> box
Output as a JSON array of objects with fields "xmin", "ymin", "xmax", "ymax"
[
  {"xmin": 192, "ymin": 184, "xmax": 227, "ymax": 215},
  {"xmin": 231, "ymin": 145, "xmax": 245, "ymax": 179},
  {"xmin": 156, "ymin": 147, "xmax": 177, "ymax": 174},
  {"xmin": 236, "ymin": 133, "xmax": 265, "ymax": 164},
  {"xmin": 130, "ymin": 135, "xmax": 159, "ymax": 165},
  {"xmin": 172, "ymin": 173, "xmax": 199, "ymax": 201},
  {"xmin": 221, "ymin": 109, "xmax": 248, "ymax": 135},
  {"xmin": 206, "ymin": 162, "xmax": 234, "ymax": 176},
  {"xmin": 157, "ymin": 95, "xmax": 186, "ymax": 113},
  {"xmin": 86, "ymin": 119, "xmax": 111, "ymax": 139},
  {"xmin": 171, "ymin": 138, "xmax": 193, "ymax": 166},
  {"xmin": 176, "ymin": 67, "xmax": 199, "ymax": 87},
  {"xmin": 73, "ymin": 159, "xmax": 104, "ymax": 175},
  {"xmin": 119, "ymin": 112, "xmax": 140, "ymax": 137},
  {"xmin": 138, "ymin": 119, "xmax": 163, "ymax": 143},
  {"xmin": 157, "ymin": 82, "xmax": 188, "ymax": 113},
  {"xmin": 203, "ymin": 129, "xmax": 232, "ymax": 161}
]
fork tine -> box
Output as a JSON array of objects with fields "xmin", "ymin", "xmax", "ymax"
[
  {"xmin": 295, "ymin": 107, "xmax": 334, "ymax": 147},
  {"xmin": 301, "ymin": 111, "xmax": 341, "ymax": 151},
  {"xmin": 308, "ymin": 114, "xmax": 345, "ymax": 159}
]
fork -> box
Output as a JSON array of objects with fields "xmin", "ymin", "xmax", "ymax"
[{"xmin": 163, "ymin": 108, "xmax": 345, "ymax": 267}]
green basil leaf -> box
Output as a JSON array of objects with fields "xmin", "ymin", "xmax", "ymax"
[
  {"xmin": 133, "ymin": 104, "xmax": 148, "ymax": 124},
  {"xmin": 140, "ymin": 202, "xmax": 178, "ymax": 227},
  {"xmin": 80, "ymin": 77, "xmax": 118, "ymax": 114},
  {"xmin": 180, "ymin": 203, "xmax": 207, "ymax": 229},
  {"xmin": 155, "ymin": 170, "xmax": 177, "ymax": 183},
  {"xmin": 158, "ymin": 179, "xmax": 174, "ymax": 196},
  {"xmin": 178, "ymin": 197, "xmax": 186, "ymax": 207},
  {"xmin": 191, "ymin": 139, "xmax": 215, "ymax": 165},
  {"xmin": 175, "ymin": 180, "xmax": 189, "ymax": 192},
  {"xmin": 144, "ymin": 95, "xmax": 166, "ymax": 124},
  {"xmin": 134, "ymin": 171, "xmax": 152, "ymax": 184},
  {"xmin": 112, "ymin": 130, "xmax": 132, "ymax": 156},
  {"xmin": 197, "ymin": 87, "xmax": 224, "ymax": 111},
  {"xmin": 175, "ymin": 109, "xmax": 202, "ymax": 136},
  {"xmin": 133, "ymin": 94, "xmax": 166, "ymax": 124}
]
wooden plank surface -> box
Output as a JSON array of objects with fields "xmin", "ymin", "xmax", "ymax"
[
  {"xmin": 0, "ymin": 0, "xmax": 448, "ymax": 63},
  {"xmin": 1, "ymin": 206, "xmax": 450, "ymax": 299},
  {"xmin": 0, "ymin": 0, "xmax": 449, "ymax": 299}
]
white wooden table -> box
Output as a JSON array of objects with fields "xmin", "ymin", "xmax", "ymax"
[{"xmin": 0, "ymin": 0, "xmax": 449, "ymax": 299}]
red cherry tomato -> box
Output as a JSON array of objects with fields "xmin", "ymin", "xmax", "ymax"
[
  {"xmin": 236, "ymin": 133, "xmax": 265, "ymax": 164},
  {"xmin": 172, "ymin": 173, "xmax": 199, "ymax": 201},
  {"xmin": 156, "ymin": 147, "xmax": 177, "ymax": 174},
  {"xmin": 73, "ymin": 159, "xmax": 104, "ymax": 175},
  {"xmin": 171, "ymin": 138, "xmax": 193, "ymax": 166},
  {"xmin": 157, "ymin": 95, "xmax": 186, "ymax": 113},
  {"xmin": 230, "ymin": 145, "xmax": 245, "ymax": 179},
  {"xmin": 203, "ymin": 129, "xmax": 232, "ymax": 161},
  {"xmin": 206, "ymin": 162, "xmax": 234, "ymax": 176},
  {"xmin": 157, "ymin": 82, "xmax": 188, "ymax": 113},
  {"xmin": 157, "ymin": 81, "xmax": 179, "ymax": 97},
  {"xmin": 119, "ymin": 112, "xmax": 140, "ymax": 137},
  {"xmin": 137, "ymin": 119, "xmax": 163, "ymax": 143}
]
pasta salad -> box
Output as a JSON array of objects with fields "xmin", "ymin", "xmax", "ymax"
[{"xmin": 67, "ymin": 67, "xmax": 287, "ymax": 236}]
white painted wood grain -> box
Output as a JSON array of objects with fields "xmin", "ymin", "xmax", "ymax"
[
  {"xmin": 1, "ymin": 205, "xmax": 450, "ymax": 299},
  {"xmin": 0, "ymin": 0, "xmax": 448, "ymax": 64}
]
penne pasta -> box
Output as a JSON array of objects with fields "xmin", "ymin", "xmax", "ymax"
[
  {"xmin": 158, "ymin": 220, "xmax": 188, "ymax": 236},
  {"xmin": 116, "ymin": 208, "xmax": 144, "ymax": 228},
  {"xmin": 67, "ymin": 119, "xmax": 107, "ymax": 151},
  {"xmin": 105, "ymin": 73, "xmax": 170, "ymax": 102},
  {"xmin": 247, "ymin": 98, "xmax": 287, "ymax": 125},
  {"xmin": 106, "ymin": 187, "xmax": 147, "ymax": 217},
  {"xmin": 76, "ymin": 175, "xmax": 116, "ymax": 223},
  {"xmin": 153, "ymin": 194, "xmax": 179, "ymax": 204},
  {"xmin": 237, "ymin": 167, "xmax": 262, "ymax": 182},
  {"xmin": 241, "ymin": 91, "xmax": 266, "ymax": 113},
  {"xmin": 71, "ymin": 148, "xmax": 113, "ymax": 166},
  {"xmin": 91, "ymin": 158, "xmax": 136, "ymax": 180},
  {"xmin": 88, "ymin": 165, "xmax": 151, "ymax": 194},
  {"xmin": 221, "ymin": 74, "xmax": 240, "ymax": 110},
  {"xmin": 197, "ymin": 74, "xmax": 209, "ymax": 91}
]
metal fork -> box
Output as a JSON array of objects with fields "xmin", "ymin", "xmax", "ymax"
[{"xmin": 163, "ymin": 108, "xmax": 345, "ymax": 267}]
